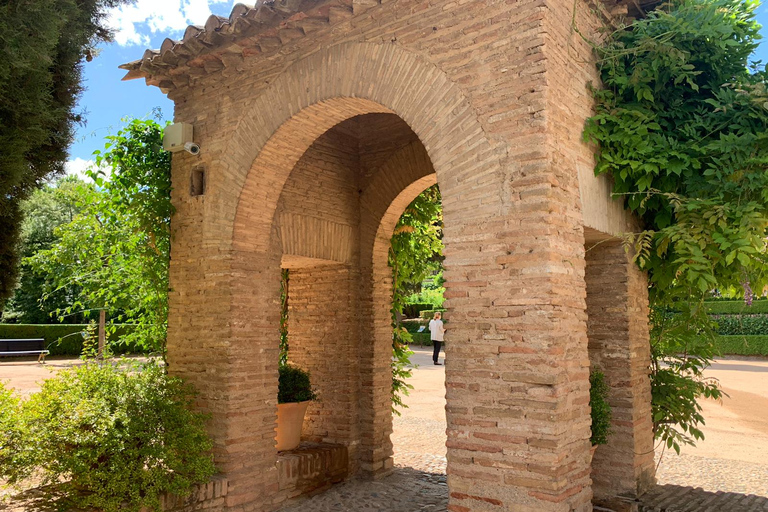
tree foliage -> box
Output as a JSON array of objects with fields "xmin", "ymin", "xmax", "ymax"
[
  {"xmin": 584, "ymin": 0, "xmax": 768, "ymax": 453},
  {"xmin": 29, "ymin": 119, "xmax": 172, "ymax": 354},
  {"xmin": 1, "ymin": 177, "xmax": 89, "ymax": 324},
  {"xmin": 0, "ymin": 0, "xmax": 128, "ymax": 302},
  {"xmin": 389, "ymin": 185, "xmax": 444, "ymax": 413}
]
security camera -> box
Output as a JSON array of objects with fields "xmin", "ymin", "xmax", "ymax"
[{"xmin": 184, "ymin": 142, "xmax": 200, "ymax": 155}]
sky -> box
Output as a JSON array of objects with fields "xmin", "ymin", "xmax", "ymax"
[{"xmin": 66, "ymin": 1, "xmax": 768, "ymax": 178}]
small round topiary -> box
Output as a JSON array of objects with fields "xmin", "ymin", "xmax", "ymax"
[
  {"xmin": 278, "ymin": 364, "xmax": 318, "ymax": 404},
  {"xmin": 589, "ymin": 370, "xmax": 612, "ymax": 446}
]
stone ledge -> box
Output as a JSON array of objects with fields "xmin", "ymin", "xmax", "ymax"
[
  {"xmin": 160, "ymin": 474, "xmax": 228, "ymax": 511},
  {"xmin": 274, "ymin": 443, "xmax": 349, "ymax": 506}
]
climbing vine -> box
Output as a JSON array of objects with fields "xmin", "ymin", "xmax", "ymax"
[
  {"xmin": 584, "ymin": 0, "xmax": 768, "ymax": 453},
  {"xmin": 389, "ymin": 186, "xmax": 444, "ymax": 413}
]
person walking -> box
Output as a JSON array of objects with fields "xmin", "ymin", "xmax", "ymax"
[{"xmin": 428, "ymin": 311, "xmax": 446, "ymax": 365}]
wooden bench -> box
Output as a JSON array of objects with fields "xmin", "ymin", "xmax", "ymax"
[{"xmin": 0, "ymin": 339, "xmax": 49, "ymax": 363}]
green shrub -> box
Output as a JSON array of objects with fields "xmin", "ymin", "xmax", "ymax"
[
  {"xmin": 705, "ymin": 300, "xmax": 768, "ymax": 315},
  {"xmin": 712, "ymin": 315, "xmax": 768, "ymax": 335},
  {"xmin": 0, "ymin": 324, "xmax": 142, "ymax": 356},
  {"xmin": 402, "ymin": 303, "xmax": 433, "ymax": 318},
  {"xmin": 419, "ymin": 308, "xmax": 447, "ymax": 320},
  {"xmin": 402, "ymin": 319, "xmax": 428, "ymax": 334},
  {"xmin": 408, "ymin": 332, "xmax": 433, "ymax": 346},
  {"xmin": 715, "ymin": 335, "xmax": 768, "ymax": 356},
  {"xmin": 405, "ymin": 288, "xmax": 445, "ymax": 308},
  {"xmin": 0, "ymin": 361, "xmax": 215, "ymax": 512},
  {"xmin": 589, "ymin": 371, "xmax": 612, "ymax": 446},
  {"xmin": 0, "ymin": 383, "xmax": 23, "ymax": 472},
  {"xmin": 278, "ymin": 364, "xmax": 318, "ymax": 403}
]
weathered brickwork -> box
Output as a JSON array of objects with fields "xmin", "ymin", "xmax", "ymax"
[
  {"xmin": 126, "ymin": 0, "xmax": 655, "ymax": 510},
  {"xmin": 585, "ymin": 240, "xmax": 656, "ymax": 505},
  {"xmin": 274, "ymin": 444, "xmax": 349, "ymax": 505}
]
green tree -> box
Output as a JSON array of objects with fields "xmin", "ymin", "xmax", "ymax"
[
  {"xmin": 1, "ymin": 176, "xmax": 90, "ymax": 324},
  {"xmin": 583, "ymin": 0, "xmax": 768, "ymax": 452},
  {"xmin": 29, "ymin": 119, "xmax": 172, "ymax": 354},
  {"xmin": 389, "ymin": 185, "xmax": 444, "ymax": 412},
  {"xmin": 0, "ymin": 0, "xmax": 128, "ymax": 302}
]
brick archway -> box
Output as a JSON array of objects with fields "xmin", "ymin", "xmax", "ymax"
[
  {"xmin": 216, "ymin": 42, "xmax": 508, "ymax": 510},
  {"xmin": 228, "ymin": 41, "xmax": 497, "ymax": 255},
  {"xmin": 164, "ymin": 38, "xmax": 600, "ymax": 512}
]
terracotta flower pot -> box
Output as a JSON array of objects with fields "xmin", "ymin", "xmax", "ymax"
[{"xmin": 275, "ymin": 401, "xmax": 310, "ymax": 451}]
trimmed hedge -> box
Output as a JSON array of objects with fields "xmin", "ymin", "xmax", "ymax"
[
  {"xmin": 408, "ymin": 332, "xmax": 433, "ymax": 346},
  {"xmin": 402, "ymin": 303, "xmax": 434, "ymax": 319},
  {"xmin": 712, "ymin": 315, "xmax": 768, "ymax": 336},
  {"xmin": 402, "ymin": 320, "xmax": 428, "ymax": 334},
  {"xmin": 419, "ymin": 309, "xmax": 447, "ymax": 320},
  {"xmin": 705, "ymin": 300, "xmax": 768, "ymax": 315},
  {"xmin": 715, "ymin": 335, "xmax": 768, "ymax": 357},
  {"xmin": 0, "ymin": 324, "xmax": 141, "ymax": 356}
]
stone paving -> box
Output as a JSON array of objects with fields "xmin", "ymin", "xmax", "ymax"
[
  {"xmin": 639, "ymin": 484, "xmax": 768, "ymax": 512},
  {"xmin": 656, "ymin": 452, "xmax": 768, "ymax": 498},
  {"xmin": 278, "ymin": 466, "xmax": 448, "ymax": 512}
]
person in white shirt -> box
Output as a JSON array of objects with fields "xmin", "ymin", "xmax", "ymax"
[{"xmin": 428, "ymin": 312, "xmax": 446, "ymax": 365}]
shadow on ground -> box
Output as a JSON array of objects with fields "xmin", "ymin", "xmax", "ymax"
[{"xmin": 639, "ymin": 484, "xmax": 768, "ymax": 512}]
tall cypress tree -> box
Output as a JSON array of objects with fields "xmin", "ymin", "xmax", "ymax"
[{"xmin": 0, "ymin": 0, "xmax": 126, "ymax": 301}]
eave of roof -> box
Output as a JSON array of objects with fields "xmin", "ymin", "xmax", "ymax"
[
  {"xmin": 121, "ymin": 0, "xmax": 653, "ymax": 94},
  {"xmin": 119, "ymin": 0, "xmax": 356, "ymax": 93}
]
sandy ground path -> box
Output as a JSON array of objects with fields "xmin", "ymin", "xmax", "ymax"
[{"xmin": 2, "ymin": 349, "xmax": 767, "ymax": 501}]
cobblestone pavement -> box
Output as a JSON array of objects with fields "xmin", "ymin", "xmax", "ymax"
[
  {"xmin": 278, "ymin": 466, "xmax": 447, "ymax": 512},
  {"xmin": 656, "ymin": 452, "xmax": 768, "ymax": 498},
  {"xmin": 640, "ymin": 484, "xmax": 768, "ymax": 511}
]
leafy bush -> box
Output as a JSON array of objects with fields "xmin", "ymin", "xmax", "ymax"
[
  {"xmin": 0, "ymin": 383, "xmax": 22, "ymax": 472},
  {"xmin": 408, "ymin": 332, "xmax": 432, "ymax": 346},
  {"xmin": 278, "ymin": 364, "xmax": 318, "ymax": 404},
  {"xmin": 589, "ymin": 371, "xmax": 612, "ymax": 446},
  {"xmin": 402, "ymin": 303, "xmax": 434, "ymax": 319},
  {"xmin": 402, "ymin": 319, "xmax": 428, "ymax": 334},
  {"xmin": 712, "ymin": 315, "xmax": 768, "ymax": 335},
  {"xmin": 715, "ymin": 335, "xmax": 768, "ymax": 356},
  {"xmin": 0, "ymin": 323, "xmax": 142, "ymax": 355},
  {"xmin": 405, "ymin": 287, "xmax": 445, "ymax": 308},
  {"xmin": 419, "ymin": 309, "xmax": 447, "ymax": 320},
  {"xmin": 0, "ymin": 361, "xmax": 216, "ymax": 512},
  {"xmin": 706, "ymin": 300, "xmax": 768, "ymax": 315}
]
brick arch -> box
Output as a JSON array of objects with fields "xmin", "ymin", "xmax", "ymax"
[{"xmin": 228, "ymin": 41, "xmax": 497, "ymax": 254}]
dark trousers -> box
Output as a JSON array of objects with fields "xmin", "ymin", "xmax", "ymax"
[{"xmin": 432, "ymin": 340, "xmax": 442, "ymax": 362}]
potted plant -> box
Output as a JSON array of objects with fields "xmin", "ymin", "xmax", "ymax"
[
  {"xmin": 275, "ymin": 364, "xmax": 318, "ymax": 451},
  {"xmin": 589, "ymin": 370, "xmax": 612, "ymax": 461}
]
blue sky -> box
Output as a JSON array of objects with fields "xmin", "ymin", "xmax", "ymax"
[{"xmin": 65, "ymin": 1, "xmax": 768, "ymax": 177}]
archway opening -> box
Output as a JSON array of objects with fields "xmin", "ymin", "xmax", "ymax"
[{"xmin": 269, "ymin": 112, "xmax": 448, "ymax": 508}]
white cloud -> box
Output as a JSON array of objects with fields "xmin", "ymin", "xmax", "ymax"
[
  {"xmin": 64, "ymin": 158, "xmax": 96, "ymax": 181},
  {"xmin": 107, "ymin": 0, "xmax": 234, "ymax": 47}
]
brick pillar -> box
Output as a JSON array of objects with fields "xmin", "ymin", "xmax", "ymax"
[
  {"xmin": 167, "ymin": 243, "xmax": 283, "ymax": 511},
  {"xmin": 585, "ymin": 241, "xmax": 656, "ymax": 504},
  {"xmin": 357, "ymin": 258, "xmax": 395, "ymax": 477}
]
